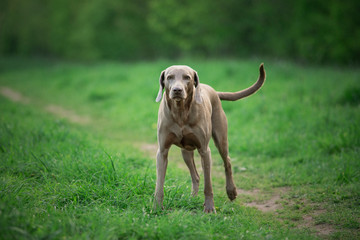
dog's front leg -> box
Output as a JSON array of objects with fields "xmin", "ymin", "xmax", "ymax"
[
  {"xmin": 199, "ymin": 147, "xmax": 216, "ymax": 213},
  {"xmin": 154, "ymin": 148, "xmax": 169, "ymax": 210}
]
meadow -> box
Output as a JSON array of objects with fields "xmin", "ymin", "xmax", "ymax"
[{"xmin": 0, "ymin": 57, "xmax": 359, "ymax": 239}]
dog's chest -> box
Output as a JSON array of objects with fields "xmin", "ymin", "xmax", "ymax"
[{"xmin": 171, "ymin": 125, "xmax": 203, "ymax": 151}]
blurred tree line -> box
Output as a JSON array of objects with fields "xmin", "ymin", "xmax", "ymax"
[{"xmin": 0, "ymin": 0, "xmax": 359, "ymax": 64}]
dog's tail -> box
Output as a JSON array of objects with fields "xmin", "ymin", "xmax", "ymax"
[{"xmin": 217, "ymin": 63, "xmax": 266, "ymax": 101}]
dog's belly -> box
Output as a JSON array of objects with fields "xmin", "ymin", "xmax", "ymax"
[{"xmin": 174, "ymin": 133, "xmax": 201, "ymax": 151}]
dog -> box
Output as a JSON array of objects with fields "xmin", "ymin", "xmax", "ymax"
[{"xmin": 154, "ymin": 63, "xmax": 265, "ymax": 213}]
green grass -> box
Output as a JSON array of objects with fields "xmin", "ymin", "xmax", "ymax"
[
  {"xmin": 0, "ymin": 96, "xmax": 311, "ymax": 240},
  {"xmin": 0, "ymin": 57, "xmax": 359, "ymax": 239}
]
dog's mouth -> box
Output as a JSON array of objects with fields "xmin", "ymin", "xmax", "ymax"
[
  {"xmin": 170, "ymin": 93, "xmax": 185, "ymax": 101},
  {"xmin": 172, "ymin": 96, "xmax": 184, "ymax": 101}
]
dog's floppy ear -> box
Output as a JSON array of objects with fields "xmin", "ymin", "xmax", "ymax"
[
  {"xmin": 194, "ymin": 71, "xmax": 202, "ymax": 103},
  {"xmin": 155, "ymin": 70, "xmax": 165, "ymax": 102}
]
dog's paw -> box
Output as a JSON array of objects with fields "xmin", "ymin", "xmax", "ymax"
[
  {"xmin": 191, "ymin": 191, "xmax": 199, "ymax": 197},
  {"xmin": 226, "ymin": 187, "xmax": 238, "ymax": 201},
  {"xmin": 203, "ymin": 204, "xmax": 216, "ymax": 213},
  {"xmin": 153, "ymin": 197, "xmax": 164, "ymax": 211},
  {"xmin": 153, "ymin": 203, "xmax": 164, "ymax": 212},
  {"xmin": 203, "ymin": 201, "xmax": 216, "ymax": 213}
]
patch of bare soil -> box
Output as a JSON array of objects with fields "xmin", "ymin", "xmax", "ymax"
[
  {"xmin": 299, "ymin": 209, "xmax": 334, "ymax": 237},
  {"xmin": 238, "ymin": 187, "xmax": 290, "ymax": 213},
  {"xmin": 238, "ymin": 187, "xmax": 335, "ymax": 237},
  {"xmin": 0, "ymin": 87, "xmax": 30, "ymax": 104}
]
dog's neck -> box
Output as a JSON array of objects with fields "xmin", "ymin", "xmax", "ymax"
[{"xmin": 165, "ymin": 91, "xmax": 194, "ymax": 126}]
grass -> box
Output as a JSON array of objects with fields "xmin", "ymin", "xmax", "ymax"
[
  {"xmin": 0, "ymin": 95, "xmax": 310, "ymax": 239},
  {"xmin": 0, "ymin": 57, "xmax": 359, "ymax": 239}
]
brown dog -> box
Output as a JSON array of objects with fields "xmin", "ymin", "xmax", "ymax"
[{"xmin": 154, "ymin": 64, "xmax": 266, "ymax": 213}]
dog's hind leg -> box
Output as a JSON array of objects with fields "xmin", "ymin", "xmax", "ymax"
[
  {"xmin": 212, "ymin": 112, "xmax": 238, "ymax": 201},
  {"xmin": 181, "ymin": 149, "xmax": 200, "ymax": 196}
]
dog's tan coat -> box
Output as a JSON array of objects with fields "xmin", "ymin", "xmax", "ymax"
[{"xmin": 155, "ymin": 64, "xmax": 266, "ymax": 213}]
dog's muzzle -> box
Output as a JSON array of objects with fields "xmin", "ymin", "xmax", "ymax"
[{"xmin": 170, "ymin": 87, "xmax": 185, "ymax": 100}]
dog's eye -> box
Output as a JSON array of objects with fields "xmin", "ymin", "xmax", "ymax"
[
  {"xmin": 167, "ymin": 75, "xmax": 174, "ymax": 80},
  {"xmin": 183, "ymin": 75, "xmax": 191, "ymax": 80}
]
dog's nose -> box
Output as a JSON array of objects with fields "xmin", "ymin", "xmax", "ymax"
[{"xmin": 172, "ymin": 87, "xmax": 183, "ymax": 93}]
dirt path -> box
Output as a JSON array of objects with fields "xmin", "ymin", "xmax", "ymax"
[
  {"xmin": 1, "ymin": 87, "xmax": 31, "ymax": 104},
  {"xmin": 1, "ymin": 86, "xmax": 336, "ymax": 238},
  {"xmin": 44, "ymin": 105, "xmax": 91, "ymax": 125},
  {"xmin": 1, "ymin": 86, "xmax": 91, "ymax": 125}
]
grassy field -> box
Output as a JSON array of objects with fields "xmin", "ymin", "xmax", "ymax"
[{"xmin": 0, "ymin": 57, "xmax": 359, "ymax": 239}]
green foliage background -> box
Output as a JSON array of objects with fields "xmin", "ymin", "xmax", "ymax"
[{"xmin": 1, "ymin": 0, "xmax": 359, "ymax": 64}]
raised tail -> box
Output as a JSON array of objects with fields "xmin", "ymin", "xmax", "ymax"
[{"xmin": 217, "ymin": 63, "xmax": 266, "ymax": 101}]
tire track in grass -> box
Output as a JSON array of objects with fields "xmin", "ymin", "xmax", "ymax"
[{"xmin": 0, "ymin": 86, "xmax": 336, "ymax": 238}]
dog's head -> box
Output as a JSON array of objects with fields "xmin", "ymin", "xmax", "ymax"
[{"xmin": 155, "ymin": 65, "xmax": 201, "ymax": 104}]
